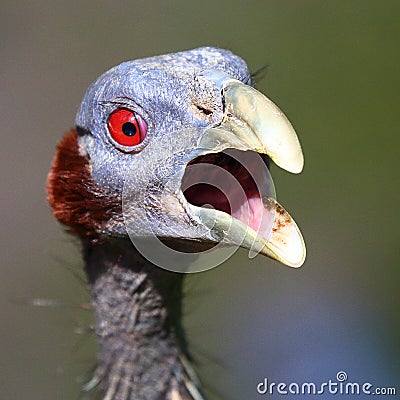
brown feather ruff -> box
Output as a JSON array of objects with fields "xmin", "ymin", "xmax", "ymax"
[{"xmin": 47, "ymin": 130, "xmax": 121, "ymax": 238}]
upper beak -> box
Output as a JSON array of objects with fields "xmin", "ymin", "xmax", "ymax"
[
  {"xmin": 221, "ymin": 79, "xmax": 304, "ymax": 174},
  {"xmin": 186, "ymin": 72, "xmax": 306, "ymax": 268}
]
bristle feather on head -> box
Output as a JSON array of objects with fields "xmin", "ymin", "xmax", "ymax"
[{"xmin": 47, "ymin": 130, "xmax": 121, "ymax": 238}]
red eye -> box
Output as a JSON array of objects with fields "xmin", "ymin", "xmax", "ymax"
[{"xmin": 107, "ymin": 108, "xmax": 147, "ymax": 147}]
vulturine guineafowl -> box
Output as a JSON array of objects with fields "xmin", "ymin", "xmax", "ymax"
[{"xmin": 47, "ymin": 47, "xmax": 305, "ymax": 400}]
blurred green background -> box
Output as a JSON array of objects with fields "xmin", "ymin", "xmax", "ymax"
[{"xmin": 1, "ymin": 1, "xmax": 399, "ymax": 399}]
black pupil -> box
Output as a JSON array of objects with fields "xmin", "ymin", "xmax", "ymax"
[{"xmin": 122, "ymin": 122, "xmax": 137, "ymax": 137}]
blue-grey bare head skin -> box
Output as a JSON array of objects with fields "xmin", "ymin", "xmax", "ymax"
[{"xmin": 76, "ymin": 47, "xmax": 251, "ymax": 192}]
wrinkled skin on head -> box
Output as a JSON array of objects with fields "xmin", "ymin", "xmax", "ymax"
[{"xmin": 76, "ymin": 47, "xmax": 250, "ymax": 191}]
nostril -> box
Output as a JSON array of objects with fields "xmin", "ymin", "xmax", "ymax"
[{"xmin": 194, "ymin": 103, "xmax": 213, "ymax": 116}]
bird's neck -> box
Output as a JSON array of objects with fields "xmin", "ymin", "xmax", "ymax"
[{"xmin": 82, "ymin": 237, "xmax": 202, "ymax": 400}]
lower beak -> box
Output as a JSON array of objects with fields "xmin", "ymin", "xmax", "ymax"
[{"xmin": 188, "ymin": 75, "xmax": 306, "ymax": 268}]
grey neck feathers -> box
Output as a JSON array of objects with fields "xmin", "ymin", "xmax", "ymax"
[{"xmin": 82, "ymin": 238, "xmax": 206, "ymax": 400}]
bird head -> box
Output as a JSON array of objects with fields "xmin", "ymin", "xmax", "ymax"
[{"xmin": 48, "ymin": 47, "xmax": 306, "ymax": 270}]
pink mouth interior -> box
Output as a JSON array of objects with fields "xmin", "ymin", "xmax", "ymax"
[{"xmin": 182, "ymin": 150, "xmax": 271, "ymax": 234}]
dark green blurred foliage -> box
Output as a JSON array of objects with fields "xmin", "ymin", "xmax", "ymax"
[{"xmin": 1, "ymin": 1, "xmax": 398, "ymax": 399}]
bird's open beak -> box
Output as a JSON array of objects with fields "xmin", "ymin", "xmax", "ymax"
[{"xmin": 183, "ymin": 74, "xmax": 306, "ymax": 268}]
